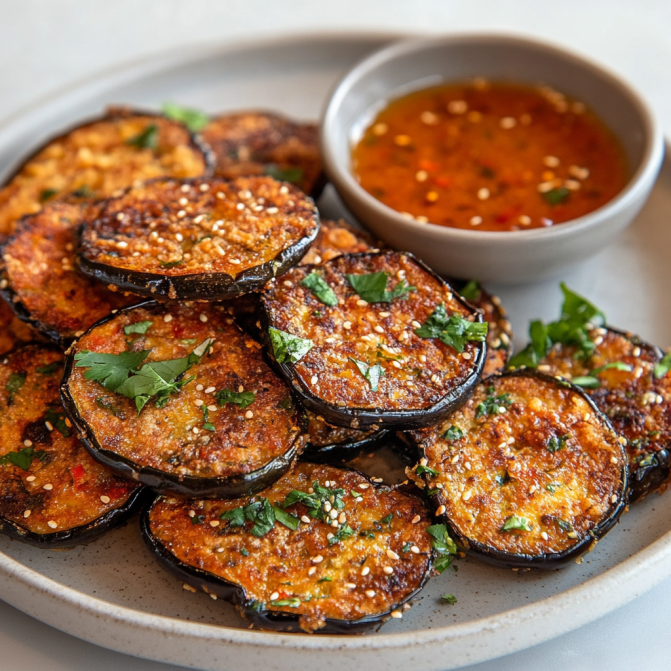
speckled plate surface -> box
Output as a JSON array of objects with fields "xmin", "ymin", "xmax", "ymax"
[{"xmin": 1, "ymin": 33, "xmax": 671, "ymax": 671}]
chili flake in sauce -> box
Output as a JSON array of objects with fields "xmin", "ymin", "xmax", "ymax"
[{"xmin": 352, "ymin": 80, "xmax": 628, "ymax": 231}]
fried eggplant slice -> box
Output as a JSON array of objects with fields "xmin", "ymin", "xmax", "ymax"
[
  {"xmin": 301, "ymin": 219, "xmax": 379, "ymax": 265},
  {"xmin": 536, "ymin": 326, "xmax": 671, "ymax": 502},
  {"xmin": 0, "ymin": 344, "xmax": 144, "ymax": 548},
  {"xmin": 261, "ymin": 251, "xmax": 486, "ymax": 430},
  {"xmin": 61, "ymin": 301, "xmax": 304, "ymax": 498},
  {"xmin": 201, "ymin": 111, "xmax": 324, "ymax": 198},
  {"xmin": 0, "ymin": 298, "xmax": 43, "ymax": 355},
  {"xmin": 406, "ymin": 370, "xmax": 628, "ymax": 569},
  {"xmin": 1, "ymin": 202, "xmax": 138, "ymax": 346},
  {"xmin": 142, "ymin": 462, "xmax": 434, "ymax": 633},
  {"xmin": 456, "ymin": 280, "xmax": 512, "ymax": 377},
  {"xmin": 0, "ymin": 107, "xmax": 212, "ymax": 236},
  {"xmin": 78, "ymin": 176, "xmax": 319, "ymax": 301}
]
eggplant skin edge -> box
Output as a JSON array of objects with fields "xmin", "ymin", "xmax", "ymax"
[
  {"xmin": 59, "ymin": 300, "xmax": 303, "ymax": 499},
  {"xmin": 261, "ymin": 251, "xmax": 487, "ymax": 430},
  {"xmin": 301, "ymin": 429, "xmax": 390, "ymax": 464},
  {"xmin": 140, "ymin": 481, "xmax": 433, "ymax": 634},
  {"xmin": 410, "ymin": 369, "xmax": 630, "ymax": 570},
  {"xmin": 0, "ymin": 486, "xmax": 148, "ymax": 550}
]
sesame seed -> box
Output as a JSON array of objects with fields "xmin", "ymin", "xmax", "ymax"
[
  {"xmin": 538, "ymin": 181, "xmax": 555, "ymax": 193},
  {"xmin": 117, "ymin": 241, "xmax": 128, "ymax": 249},
  {"xmin": 270, "ymin": 591, "xmax": 280, "ymax": 601},
  {"xmin": 210, "ymin": 520, "xmax": 220, "ymax": 528},
  {"xmin": 379, "ymin": 311, "xmax": 391, "ymax": 318},
  {"xmin": 209, "ymin": 594, "xmax": 218, "ymax": 601},
  {"xmin": 164, "ymin": 314, "xmax": 173, "ymax": 323},
  {"xmin": 267, "ymin": 207, "xmax": 279, "ymax": 214},
  {"xmin": 311, "ymin": 375, "xmax": 318, "ymax": 385},
  {"xmin": 356, "ymin": 299, "xmax": 368, "ymax": 307},
  {"xmin": 192, "ymin": 427, "xmax": 199, "ymax": 434},
  {"xmin": 584, "ymin": 413, "xmax": 591, "ymax": 421},
  {"xmin": 308, "ymin": 566, "xmax": 317, "ymax": 576},
  {"xmin": 518, "ymin": 215, "xmax": 532, "ymax": 225},
  {"xmin": 301, "ymin": 515, "xmax": 310, "ymax": 524},
  {"xmin": 498, "ymin": 406, "xmax": 507, "ymax": 413},
  {"xmin": 426, "ymin": 191, "xmax": 439, "ymax": 203},
  {"xmin": 326, "ymin": 533, "xmax": 334, "ymax": 540},
  {"xmin": 383, "ymin": 566, "xmax": 394, "ymax": 575},
  {"xmin": 359, "ymin": 483, "xmax": 369, "ymax": 490},
  {"xmin": 279, "ymin": 185, "xmax": 289, "ymax": 194},
  {"xmin": 100, "ymin": 495, "xmax": 111, "ymax": 504},
  {"xmin": 325, "ymin": 337, "xmax": 336, "ymax": 344},
  {"xmin": 205, "ymin": 386, "xmax": 216, "ymax": 393},
  {"xmin": 361, "ymin": 566, "xmax": 370, "ymax": 576},
  {"xmin": 419, "ymin": 355, "xmax": 427, "ymax": 363},
  {"xmin": 199, "ymin": 183, "xmax": 209, "ymax": 192},
  {"xmin": 372, "ymin": 123, "xmax": 388, "ymax": 136},
  {"xmin": 394, "ymin": 134, "xmax": 412, "ymax": 146},
  {"xmin": 47, "ymin": 521, "xmax": 57, "ymax": 529},
  {"xmin": 529, "ymin": 485, "xmax": 538, "ymax": 494},
  {"xmin": 500, "ymin": 116, "xmax": 516, "ymax": 129},
  {"xmin": 392, "ymin": 360, "xmax": 402, "ymax": 369},
  {"xmin": 611, "ymin": 494, "xmax": 618, "ymax": 503},
  {"xmin": 43, "ymin": 483, "xmax": 53, "ymax": 491},
  {"xmin": 196, "ymin": 384, "xmax": 204, "ymax": 391},
  {"xmin": 447, "ymin": 100, "xmax": 468, "ymax": 114},
  {"xmin": 462, "ymin": 352, "xmax": 472, "ymax": 360},
  {"xmin": 339, "ymin": 512, "xmax": 346, "ymax": 524},
  {"xmin": 323, "ymin": 502, "xmax": 332, "ymax": 513},
  {"xmin": 374, "ymin": 325, "xmax": 384, "ymax": 334},
  {"xmin": 569, "ymin": 165, "xmax": 590, "ymax": 180},
  {"xmin": 23, "ymin": 510, "xmax": 31, "ymax": 518},
  {"xmin": 343, "ymin": 321, "xmax": 352, "ymax": 330},
  {"xmin": 470, "ymin": 215, "xmax": 483, "ymax": 226},
  {"xmin": 230, "ymin": 259, "xmax": 241, "ymax": 265},
  {"xmin": 410, "ymin": 546, "xmax": 420, "ymax": 554},
  {"xmin": 365, "ymin": 590, "xmax": 376, "ymax": 598},
  {"xmin": 436, "ymin": 505, "xmax": 446, "ymax": 515},
  {"xmin": 541, "ymin": 531, "xmax": 549, "ymax": 541},
  {"xmin": 567, "ymin": 531, "xmax": 578, "ymax": 539},
  {"xmin": 387, "ymin": 549, "xmax": 400, "ymax": 560},
  {"xmin": 390, "ymin": 610, "xmax": 403, "ymax": 619},
  {"xmin": 245, "ymin": 410, "xmax": 254, "ymax": 419},
  {"xmin": 26, "ymin": 476, "xmax": 36, "ymax": 482},
  {"xmin": 543, "ymin": 156, "xmax": 560, "ymax": 168},
  {"xmin": 331, "ymin": 520, "xmax": 339, "ymax": 527},
  {"xmin": 188, "ymin": 510, "xmax": 196, "ymax": 517},
  {"xmin": 23, "ymin": 439, "xmax": 32, "ymax": 447},
  {"xmin": 329, "ymin": 509, "xmax": 338, "ymax": 520},
  {"xmin": 236, "ymin": 203, "xmax": 245, "ymax": 211},
  {"xmin": 415, "ymin": 170, "xmax": 428, "ymax": 182},
  {"xmin": 195, "ymin": 399, "xmax": 204, "ymax": 407},
  {"xmin": 346, "ymin": 582, "xmax": 357, "ymax": 589},
  {"xmin": 420, "ymin": 111, "xmax": 439, "ymax": 125},
  {"xmin": 312, "ymin": 555, "xmax": 324, "ymax": 564},
  {"xmin": 411, "ymin": 515, "xmax": 421, "ymax": 524},
  {"xmin": 477, "ymin": 188, "xmax": 490, "ymax": 200},
  {"xmin": 206, "ymin": 405, "xmax": 216, "ymax": 413},
  {"xmin": 462, "ymin": 491, "xmax": 472, "ymax": 501},
  {"xmin": 0, "ymin": 279, "xmax": 6, "ymax": 290},
  {"xmin": 451, "ymin": 454, "xmax": 460, "ymax": 464},
  {"xmin": 198, "ymin": 313, "xmax": 208, "ymax": 323},
  {"xmin": 565, "ymin": 179, "xmax": 581, "ymax": 191},
  {"xmin": 611, "ymin": 457, "xmax": 618, "ymax": 464}
]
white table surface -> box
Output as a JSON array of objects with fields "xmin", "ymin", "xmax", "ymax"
[{"xmin": 1, "ymin": 1, "xmax": 670, "ymax": 669}]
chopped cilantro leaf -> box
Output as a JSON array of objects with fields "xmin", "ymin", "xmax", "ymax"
[
  {"xmin": 318, "ymin": 576, "xmax": 333, "ymax": 582},
  {"xmin": 349, "ymin": 358, "xmax": 385, "ymax": 392},
  {"xmin": 571, "ymin": 376, "xmax": 601, "ymax": 388},
  {"xmin": 221, "ymin": 498, "xmax": 276, "ymax": 537},
  {"xmin": 346, "ymin": 271, "xmax": 416, "ymax": 303},
  {"xmin": 190, "ymin": 514, "xmax": 205, "ymax": 525},
  {"xmin": 547, "ymin": 434, "xmax": 569, "ymax": 453},
  {"xmin": 443, "ymin": 425, "xmax": 464, "ymax": 441},
  {"xmin": 427, "ymin": 524, "xmax": 458, "ymax": 573},
  {"xmin": 263, "ymin": 164, "xmax": 304, "ymax": 183},
  {"xmin": 215, "ymin": 388, "xmax": 255, "ymax": 409},
  {"xmin": 460, "ymin": 280, "xmax": 481, "ymax": 301},
  {"xmin": 39, "ymin": 188, "xmax": 58, "ymax": 203},
  {"xmin": 591, "ymin": 361, "xmax": 633, "ymax": 375},
  {"xmin": 126, "ymin": 123, "xmax": 158, "ymax": 149},
  {"xmin": 402, "ymin": 542, "xmax": 412, "ymax": 553},
  {"xmin": 555, "ymin": 518, "xmax": 574, "ymax": 532},
  {"xmin": 328, "ymin": 523, "xmax": 355, "ymax": 545},
  {"xmin": 268, "ymin": 327, "xmax": 313, "ymax": 364},
  {"xmin": 95, "ymin": 397, "xmax": 122, "ymax": 417},
  {"xmin": 654, "ymin": 353, "xmax": 671, "ymax": 379},
  {"xmin": 500, "ymin": 515, "xmax": 531, "ymax": 532},
  {"xmin": 159, "ymin": 259, "xmax": 183, "ymax": 269},
  {"xmin": 415, "ymin": 304, "xmax": 488, "ymax": 353},
  {"xmin": 124, "ymin": 320, "xmax": 153, "ymax": 336},
  {"xmin": 475, "ymin": 385, "xmax": 512, "ymax": 418},
  {"xmin": 5, "ymin": 371, "xmax": 26, "ymax": 405},
  {"xmin": 45, "ymin": 407, "xmax": 70, "ymax": 437},
  {"xmin": 494, "ymin": 471, "xmax": 511, "ymax": 486},
  {"xmin": 269, "ymin": 597, "xmax": 301, "ymax": 607},
  {"xmin": 416, "ymin": 464, "xmax": 439, "ymax": 477},
  {"xmin": 543, "ymin": 187, "xmax": 570, "ymax": 206},
  {"xmin": 440, "ymin": 593, "xmax": 458, "ymax": 605},
  {"xmin": 300, "ymin": 272, "xmax": 338, "ymax": 307},
  {"xmin": 272, "ymin": 505, "xmax": 300, "ymax": 531},
  {"xmin": 35, "ymin": 361, "xmax": 60, "ymax": 375},
  {"xmin": 0, "ymin": 445, "xmax": 47, "ymax": 471},
  {"xmin": 161, "ymin": 102, "xmax": 209, "ymax": 132},
  {"xmin": 240, "ymin": 548, "xmax": 249, "ymax": 556},
  {"xmin": 545, "ymin": 482, "xmax": 561, "ymax": 493}
]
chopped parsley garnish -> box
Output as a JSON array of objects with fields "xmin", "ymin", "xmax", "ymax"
[
  {"xmin": 571, "ymin": 376, "xmax": 601, "ymax": 388},
  {"xmin": 547, "ymin": 434, "xmax": 569, "ymax": 453},
  {"xmin": 654, "ymin": 353, "xmax": 671, "ymax": 379},
  {"xmin": 495, "ymin": 471, "xmax": 511, "ymax": 486},
  {"xmin": 555, "ymin": 518, "xmax": 574, "ymax": 533},
  {"xmin": 45, "ymin": 407, "xmax": 70, "ymax": 437},
  {"xmin": 460, "ymin": 280, "xmax": 481, "ymax": 301},
  {"xmin": 277, "ymin": 397, "xmax": 293, "ymax": 410},
  {"xmin": 39, "ymin": 188, "xmax": 58, "ymax": 203},
  {"xmin": 318, "ymin": 577, "xmax": 333, "ymax": 582},
  {"xmin": 215, "ymin": 388, "xmax": 255, "ymax": 409},
  {"xmin": 161, "ymin": 102, "xmax": 209, "ymax": 132},
  {"xmin": 95, "ymin": 397, "xmax": 122, "ymax": 417},
  {"xmin": 282, "ymin": 481, "xmax": 346, "ymax": 523},
  {"xmin": 268, "ymin": 327, "xmax": 314, "ymax": 364},
  {"xmin": 346, "ymin": 271, "xmax": 416, "ymax": 303},
  {"xmin": 543, "ymin": 187, "xmax": 570, "ymax": 206},
  {"xmin": 201, "ymin": 405, "xmax": 215, "ymax": 432},
  {"xmin": 402, "ymin": 542, "xmax": 412, "ymax": 553},
  {"xmin": 545, "ymin": 482, "xmax": 561, "ymax": 493},
  {"xmin": 220, "ymin": 498, "xmax": 292, "ymax": 537},
  {"xmin": 190, "ymin": 514, "xmax": 205, "ymax": 525},
  {"xmin": 329, "ymin": 523, "xmax": 355, "ymax": 545},
  {"xmin": 72, "ymin": 185, "xmax": 94, "ymax": 198},
  {"xmin": 414, "ymin": 303, "xmax": 488, "ymax": 353},
  {"xmin": 123, "ymin": 320, "xmax": 153, "ymax": 336},
  {"xmin": 240, "ymin": 548, "xmax": 249, "ymax": 556},
  {"xmin": 427, "ymin": 523, "xmax": 458, "ymax": 574},
  {"xmin": 500, "ymin": 515, "xmax": 531, "ymax": 532},
  {"xmin": 263, "ymin": 164, "xmax": 304, "ymax": 184},
  {"xmin": 349, "ymin": 358, "xmax": 385, "ymax": 392},
  {"xmin": 351, "ymin": 489, "xmax": 362, "ymax": 499},
  {"xmin": 126, "ymin": 123, "xmax": 158, "ymax": 149},
  {"xmin": 475, "ymin": 385, "xmax": 512, "ymax": 419},
  {"xmin": 300, "ymin": 272, "xmax": 338, "ymax": 306},
  {"xmin": 379, "ymin": 513, "xmax": 393, "ymax": 526},
  {"xmin": 35, "ymin": 361, "xmax": 61, "ymax": 375},
  {"xmin": 159, "ymin": 259, "xmax": 184, "ymax": 269},
  {"xmin": 573, "ymin": 361, "xmax": 634, "ymax": 388},
  {"xmin": 591, "ymin": 361, "xmax": 633, "ymax": 375},
  {"xmin": 440, "ymin": 593, "xmax": 458, "ymax": 605},
  {"xmin": 443, "ymin": 425, "xmax": 464, "ymax": 441},
  {"xmin": 269, "ymin": 597, "xmax": 301, "ymax": 608},
  {"xmin": 0, "ymin": 445, "xmax": 47, "ymax": 471},
  {"xmin": 6, "ymin": 372, "xmax": 27, "ymax": 405},
  {"xmin": 416, "ymin": 464, "xmax": 439, "ymax": 477},
  {"xmin": 74, "ymin": 339, "xmax": 213, "ymax": 413}
]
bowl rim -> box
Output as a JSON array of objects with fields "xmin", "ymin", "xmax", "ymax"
[{"xmin": 320, "ymin": 31, "xmax": 665, "ymax": 243}]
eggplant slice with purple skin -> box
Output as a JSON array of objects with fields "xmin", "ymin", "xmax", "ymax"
[
  {"xmin": 141, "ymin": 462, "xmax": 435, "ymax": 633},
  {"xmin": 60, "ymin": 301, "xmax": 305, "ymax": 499},
  {"xmin": 261, "ymin": 251, "xmax": 486, "ymax": 430},
  {"xmin": 0, "ymin": 106, "xmax": 213, "ymax": 238},
  {"xmin": 0, "ymin": 343, "xmax": 145, "ymax": 549},
  {"xmin": 405, "ymin": 370, "xmax": 628, "ymax": 569},
  {"xmin": 78, "ymin": 176, "xmax": 320, "ymax": 301},
  {"xmin": 0, "ymin": 296, "xmax": 44, "ymax": 356}
]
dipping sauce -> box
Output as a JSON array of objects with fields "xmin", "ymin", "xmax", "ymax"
[{"xmin": 352, "ymin": 80, "xmax": 628, "ymax": 231}]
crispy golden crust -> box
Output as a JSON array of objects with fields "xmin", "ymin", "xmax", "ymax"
[
  {"xmin": 0, "ymin": 299, "xmax": 42, "ymax": 355},
  {"xmin": 66, "ymin": 303, "xmax": 302, "ymax": 479},
  {"xmin": 79, "ymin": 176, "xmax": 318, "ymax": 280},
  {"xmin": 262, "ymin": 252, "xmax": 483, "ymax": 416},
  {"xmin": 301, "ymin": 219, "xmax": 378, "ymax": 265},
  {"xmin": 0, "ymin": 108, "xmax": 210, "ymax": 236},
  {"xmin": 538, "ymin": 327, "xmax": 671, "ymax": 495},
  {"xmin": 0, "ymin": 345, "xmax": 140, "ymax": 535},
  {"xmin": 147, "ymin": 462, "xmax": 432, "ymax": 632},
  {"xmin": 410, "ymin": 373, "xmax": 625, "ymax": 558},
  {"xmin": 201, "ymin": 111, "xmax": 323, "ymax": 196},
  {"xmin": 1, "ymin": 203, "xmax": 138, "ymax": 343}
]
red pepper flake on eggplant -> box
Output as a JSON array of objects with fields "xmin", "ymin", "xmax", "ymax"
[
  {"xmin": 78, "ymin": 176, "xmax": 320, "ymax": 301},
  {"xmin": 262, "ymin": 251, "xmax": 486, "ymax": 430},
  {"xmin": 0, "ymin": 344, "xmax": 144, "ymax": 548},
  {"xmin": 0, "ymin": 202, "xmax": 139, "ymax": 346},
  {"xmin": 61, "ymin": 301, "xmax": 304, "ymax": 499},
  {"xmin": 142, "ymin": 462, "xmax": 434, "ymax": 633},
  {"xmin": 406, "ymin": 370, "xmax": 628, "ymax": 569}
]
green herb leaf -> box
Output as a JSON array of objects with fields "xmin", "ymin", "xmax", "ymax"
[
  {"xmin": 460, "ymin": 280, "xmax": 481, "ymax": 301},
  {"xmin": 380, "ymin": 513, "xmax": 393, "ymax": 526},
  {"xmin": 500, "ymin": 515, "xmax": 531, "ymax": 532},
  {"xmin": 415, "ymin": 303, "xmax": 488, "ymax": 352},
  {"xmin": 201, "ymin": 404, "xmax": 216, "ymax": 432},
  {"xmin": 0, "ymin": 445, "xmax": 46, "ymax": 471},
  {"xmin": 221, "ymin": 498, "xmax": 276, "ymax": 537},
  {"xmin": 300, "ymin": 272, "xmax": 338, "ymax": 307},
  {"xmin": 547, "ymin": 434, "xmax": 569, "ymax": 453},
  {"xmin": 161, "ymin": 102, "xmax": 209, "ymax": 132},
  {"xmin": 507, "ymin": 344, "xmax": 538, "ymax": 370},
  {"xmin": 443, "ymin": 425, "xmax": 464, "ymax": 441},
  {"xmin": 349, "ymin": 358, "xmax": 385, "ymax": 392},
  {"xmin": 240, "ymin": 548, "xmax": 249, "ymax": 556},
  {"xmin": 126, "ymin": 123, "xmax": 158, "ymax": 149},
  {"xmin": 654, "ymin": 353, "xmax": 671, "ymax": 379},
  {"xmin": 546, "ymin": 482, "xmax": 561, "ymax": 493},
  {"xmin": 159, "ymin": 259, "xmax": 183, "ymax": 269},
  {"xmin": 591, "ymin": 361, "xmax": 633, "ymax": 375},
  {"xmin": 329, "ymin": 523, "xmax": 355, "ymax": 545},
  {"xmin": 272, "ymin": 505, "xmax": 300, "ymax": 531},
  {"xmin": 190, "ymin": 514, "xmax": 205, "ymax": 525},
  {"xmin": 72, "ymin": 185, "xmax": 94, "ymax": 199},
  {"xmin": 318, "ymin": 576, "xmax": 333, "ymax": 582},
  {"xmin": 402, "ymin": 542, "xmax": 412, "ymax": 553},
  {"xmin": 427, "ymin": 523, "xmax": 458, "ymax": 573},
  {"xmin": 571, "ymin": 376, "xmax": 601, "ymax": 388},
  {"xmin": 269, "ymin": 597, "xmax": 301, "ymax": 608},
  {"xmin": 75, "ymin": 349, "xmax": 150, "ymax": 391},
  {"xmin": 277, "ymin": 397, "xmax": 292, "ymax": 410},
  {"xmin": 36, "ymin": 361, "xmax": 60, "ymax": 375},
  {"xmin": 543, "ymin": 187, "xmax": 570, "ymax": 205},
  {"xmin": 39, "ymin": 188, "xmax": 58, "ymax": 203},
  {"xmin": 215, "ymin": 388, "xmax": 255, "ymax": 409},
  {"xmin": 95, "ymin": 397, "xmax": 122, "ymax": 417},
  {"xmin": 5, "ymin": 371, "xmax": 27, "ymax": 405},
  {"xmin": 555, "ymin": 518, "xmax": 574, "ymax": 532},
  {"xmin": 45, "ymin": 407, "xmax": 70, "ymax": 437},
  {"xmin": 351, "ymin": 490, "xmax": 362, "ymax": 499},
  {"xmin": 416, "ymin": 464, "xmax": 439, "ymax": 477},
  {"xmin": 440, "ymin": 593, "xmax": 458, "ymax": 605},
  {"xmin": 124, "ymin": 321, "xmax": 153, "ymax": 336},
  {"xmin": 475, "ymin": 385, "xmax": 512, "ymax": 419},
  {"xmin": 268, "ymin": 327, "xmax": 314, "ymax": 364},
  {"xmin": 263, "ymin": 164, "xmax": 304, "ymax": 183},
  {"xmin": 495, "ymin": 471, "xmax": 511, "ymax": 486},
  {"xmin": 346, "ymin": 271, "xmax": 416, "ymax": 303}
]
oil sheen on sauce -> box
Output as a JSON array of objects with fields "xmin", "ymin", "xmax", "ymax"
[{"xmin": 352, "ymin": 80, "xmax": 628, "ymax": 232}]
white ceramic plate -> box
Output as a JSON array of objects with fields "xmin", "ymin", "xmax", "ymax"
[{"xmin": 1, "ymin": 33, "xmax": 670, "ymax": 671}]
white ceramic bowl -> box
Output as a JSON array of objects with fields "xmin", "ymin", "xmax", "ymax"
[{"xmin": 321, "ymin": 34, "xmax": 664, "ymax": 284}]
